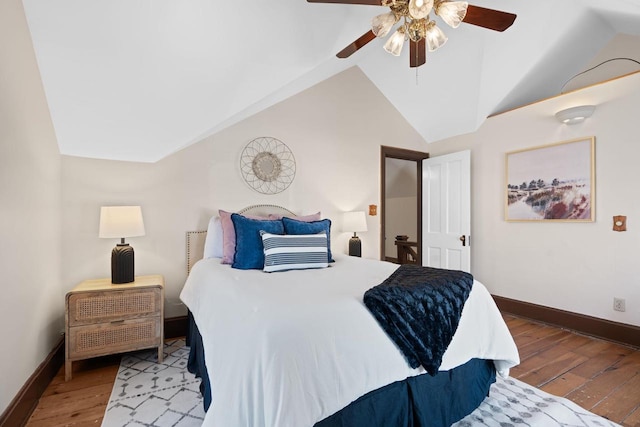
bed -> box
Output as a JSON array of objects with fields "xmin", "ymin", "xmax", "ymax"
[{"xmin": 180, "ymin": 205, "xmax": 520, "ymax": 427}]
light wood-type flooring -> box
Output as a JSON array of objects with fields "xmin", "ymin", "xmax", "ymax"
[{"xmin": 25, "ymin": 314, "xmax": 640, "ymax": 427}]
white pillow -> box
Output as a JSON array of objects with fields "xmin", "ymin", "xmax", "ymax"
[
  {"xmin": 261, "ymin": 232, "xmax": 329, "ymax": 273},
  {"xmin": 203, "ymin": 216, "xmax": 224, "ymax": 259}
]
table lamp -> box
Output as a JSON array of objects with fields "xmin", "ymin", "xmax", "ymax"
[
  {"xmin": 99, "ymin": 206, "xmax": 145, "ymax": 284},
  {"xmin": 343, "ymin": 211, "xmax": 368, "ymax": 257}
]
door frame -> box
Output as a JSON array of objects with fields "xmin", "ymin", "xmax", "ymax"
[{"xmin": 380, "ymin": 146, "xmax": 429, "ymax": 263}]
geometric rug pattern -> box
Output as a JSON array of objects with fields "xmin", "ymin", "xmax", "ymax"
[
  {"xmin": 101, "ymin": 339, "xmax": 205, "ymax": 427},
  {"xmin": 453, "ymin": 377, "xmax": 621, "ymax": 427},
  {"xmin": 102, "ymin": 339, "xmax": 620, "ymax": 427}
]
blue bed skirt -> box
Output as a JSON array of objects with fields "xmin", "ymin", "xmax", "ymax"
[{"xmin": 186, "ymin": 312, "xmax": 495, "ymax": 427}]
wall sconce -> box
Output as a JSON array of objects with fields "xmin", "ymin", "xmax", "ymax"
[{"xmin": 555, "ymin": 105, "xmax": 596, "ymax": 125}]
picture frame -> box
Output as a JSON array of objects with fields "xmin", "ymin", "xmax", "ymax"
[{"xmin": 505, "ymin": 137, "xmax": 595, "ymax": 222}]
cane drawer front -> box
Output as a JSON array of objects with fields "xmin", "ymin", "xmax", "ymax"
[
  {"xmin": 68, "ymin": 316, "xmax": 162, "ymax": 360},
  {"xmin": 67, "ymin": 287, "xmax": 161, "ymax": 326}
]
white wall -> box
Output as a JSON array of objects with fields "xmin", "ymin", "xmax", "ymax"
[
  {"xmin": 426, "ymin": 73, "xmax": 640, "ymax": 326},
  {"xmin": 0, "ymin": 0, "xmax": 62, "ymax": 415},
  {"xmin": 61, "ymin": 67, "xmax": 427, "ymax": 313}
]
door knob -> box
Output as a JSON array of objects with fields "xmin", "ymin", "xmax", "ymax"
[{"xmin": 459, "ymin": 235, "xmax": 466, "ymax": 246}]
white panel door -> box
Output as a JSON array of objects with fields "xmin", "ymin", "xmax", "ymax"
[{"xmin": 422, "ymin": 150, "xmax": 471, "ymax": 272}]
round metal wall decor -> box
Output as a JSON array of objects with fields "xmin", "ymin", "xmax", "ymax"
[{"xmin": 240, "ymin": 137, "xmax": 296, "ymax": 194}]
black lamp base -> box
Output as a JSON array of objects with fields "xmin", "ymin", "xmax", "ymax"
[
  {"xmin": 348, "ymin": 235, "xmax": 362, "ymax": 257},
  {"xmin": 111, "ymin": 243, "xmax": 135, "ymax": 284}
]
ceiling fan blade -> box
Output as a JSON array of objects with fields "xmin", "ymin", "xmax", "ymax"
[
  {"xmin": 410, "ymin": 39, "xmax": 426, "ymax": 68},
  {"xmin": 463, "ymin": 5, "xmax": 517, "ymax": 32},
  {"xmin": 337, "ymin": 30, "xmax": 376, "ymax": 58},
  {"xmin": 307, "ymin": 0, "xmax": 382, "ymax": 4}
]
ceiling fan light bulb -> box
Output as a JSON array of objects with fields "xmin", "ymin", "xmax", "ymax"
[
  {"xmin": 425, "ymin": 22, "xmax": 447, "ymax": 51},
  {"xmin": 384, "ymin": 27, "xmax": 406, "ymax": 56},
  {"xmin": 436, "ymin": 1, "xmax": 468, "ymax": 28},
  {"xmin": 408, "ymin": 0, "xmax": 433, "ymax": 20},
  {"xmin": 372, "ymin": 11, "xmax": 397, "ymax": 38}
]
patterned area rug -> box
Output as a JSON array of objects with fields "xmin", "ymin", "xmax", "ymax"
[
  {"xmin": 453, "ymin": 378, "xmax": 621, "ymax": 427},
  {"xmin": 102, "ymin": 340, "xmax": 620, "ymax": 427},
  {"xmin": 101, "ymin": 339, "xmax": 205, "ymax": 427}
]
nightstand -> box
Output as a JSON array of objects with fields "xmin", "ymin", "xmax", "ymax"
[{"xmin": 65, "ymin": 274, "xmax": 164, "ymax": 381}]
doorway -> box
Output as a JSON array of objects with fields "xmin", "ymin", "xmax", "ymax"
[{"xmin": 380, "ymin": 146, "xmax": 429, "ymax": 264}]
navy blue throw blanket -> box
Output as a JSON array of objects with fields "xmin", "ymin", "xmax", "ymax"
[{"xmin": 363, "ymin": 264, "xmax": 473, "ymax": 375}]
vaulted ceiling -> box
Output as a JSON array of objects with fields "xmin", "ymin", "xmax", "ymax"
[{"xmin": 22, "ymin": 0, "xmax": 640, "ymax": 162}]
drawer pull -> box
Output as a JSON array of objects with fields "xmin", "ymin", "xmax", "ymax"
[{"xmin": 111, "ymin": 320, "xmax": 125, "ymax": 325}]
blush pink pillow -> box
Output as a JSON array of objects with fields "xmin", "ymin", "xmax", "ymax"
[{"xmin": 219, "ymin": 210, "xmax": 268, "ymax": 264}]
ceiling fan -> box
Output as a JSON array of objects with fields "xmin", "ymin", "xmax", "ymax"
[{"xmin": 307, "ymin": 0, "xmax": 517, "ymax": 68}]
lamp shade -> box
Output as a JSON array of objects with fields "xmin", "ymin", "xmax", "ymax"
[
  {"xmin": 408, "ymin": 0, "xmax": 433, "ymax": 19},
  {"xmin": 384, "ymin": 27, "xmax": 406, "ymax": 56},
  {"xmin": 425, "ymin": 21, "xmax": 448, "ymax": 51},
  {"xmin": 372, "ymin": 11, "xmax": 397, "ymax": 38},
  {"xmin": 99, "ymin": 206, "xmax": 145, "ymax": 238},
  {"xmin": 436, "ymin": 1, "xmax": 468, "ymax": 28},
  {"xmin": 343, "ymin": 211, "xmax": 368, "ymax": 233},
  {"xmin": 555, "ymin": 105, "xmax": 595, "ymax": 125}
]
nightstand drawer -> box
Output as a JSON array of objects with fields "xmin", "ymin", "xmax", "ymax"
[
  {"xmin": 68, "ymin": 288, "xmax": 161, "ymax": 326},
  {"xmin": 68, "ymin": 316, "xmax": 162, "ymax": 359}
]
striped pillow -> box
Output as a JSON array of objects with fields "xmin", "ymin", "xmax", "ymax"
[{"xmin": 261, "ymin": 232, "xmax": 329, "ymax": 273}]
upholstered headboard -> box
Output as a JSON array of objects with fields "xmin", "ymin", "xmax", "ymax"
[
  {"xmin": 186, "ymin": 205, "xmax": 296, "ymax": 274},
  {"xmin": 238, "ymin": 204, "xmax": 295, "ymax": 217},
  {"xmin": 186, "ymin": 230, "xmax": 207, "ymax": 274}
]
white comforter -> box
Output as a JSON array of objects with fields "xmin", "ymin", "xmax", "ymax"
[{"xmin": 180, "ymin": 255, "xmax": 519, "ymax": 427}]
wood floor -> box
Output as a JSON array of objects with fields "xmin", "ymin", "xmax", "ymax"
[
  {"xmin": 507, "ymin": 315, "xmax": 640, "ymax": 426},
  {"xmin": 25, "ymin": 314, "xmax": 640, "ymax": 427}
]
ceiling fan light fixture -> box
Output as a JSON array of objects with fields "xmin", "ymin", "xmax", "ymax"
[
  {"xmin": 435, "ymin": 1, "xmax": 468, "ymax": 28},
  {"xmin": 372, "ymin": 11, "xmax": 398, "ymax": 38},
  {"xmin": 425, "ymin": 21, "xmax": 447, "ymax": 51},
  {"xmin": 407, "ymin": 19, "xmax": 427, "ymax": 42},
  {"xmin": 323, "ymin": 0, "xmax": 517, "ymax": 68},
  {"xmin": 384, "ymin": 26, "xmax": 406, "ymax": 56},
  {"xmin": 408, "ymin": 0, "xmax": 434, "ymax": 19}
]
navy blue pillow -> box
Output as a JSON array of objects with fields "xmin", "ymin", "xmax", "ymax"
[
  {"xmin": 231, "ymin": 214, "xmax": 284, "ymax": 270},
  {"xmin": 282, "ymin": 217, "xmax": 334, "ymax": 262}
]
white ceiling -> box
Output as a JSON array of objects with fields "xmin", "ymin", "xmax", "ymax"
[{"xmin": 21, "ymin": 0, "xmax": 640, "ymax": 163}]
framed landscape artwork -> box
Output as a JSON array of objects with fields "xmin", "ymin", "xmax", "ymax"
[{"xmin": 505, "ymin": 137, "xmax": 595, "ymax": 222}]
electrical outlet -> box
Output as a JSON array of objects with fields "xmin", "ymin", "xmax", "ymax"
[{"xmin": 613, "ymin": 298, "xmax": 626, "ymax": 312}]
